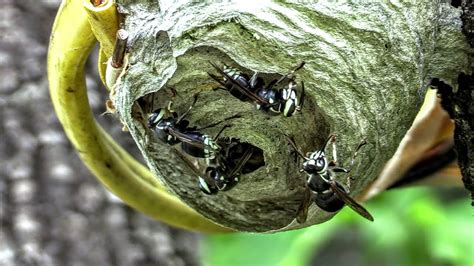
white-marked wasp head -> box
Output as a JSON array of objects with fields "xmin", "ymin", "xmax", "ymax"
[
  {"xmin": 147, "ymin": 108, "xmax": 165, "ymax": 128},
  {"xmin": 198, "ymin": 176, "xmax": 218, "ymax": 195},
  {"xmin": 282, "ymin": 88, "xmax": 298, "ymax": 117},
  {"xmin": 303, "ymin": 151, "xmax": 327, "ymax": 174}
]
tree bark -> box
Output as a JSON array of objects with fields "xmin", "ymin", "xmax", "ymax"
[
  {"xmin": 0, "ymin": 1, "xmax": 199, "ymax": 265},
  {"xmin": 435, "ymin": 0, "xmax": 474, "ymax": 205}
]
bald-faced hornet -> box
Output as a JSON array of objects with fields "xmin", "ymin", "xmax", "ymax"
[
  {"xmin": 287, "ymin": 135, "xmax": 374, "ymax": 222},
  {"xmin": 174, "ymin": 138, "xmax": 259, "ymax": 195},
  {"xmin": 148, "ymin": 94, "xmax": 235, "ymax": 159},
  {"xmin": 208, "ymin": 65, "xmax": 255, "ymax": 102},
  {"xmin": 201, "ymin": 146, "xmax": 255, "ymax": 195},
  {"xmin": 208, "ymin": 62, "xmax": 306, "ymax": 117}
]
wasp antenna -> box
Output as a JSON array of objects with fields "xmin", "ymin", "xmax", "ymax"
[
  {"xmin": 349, "ymin": 139, "xmax": 368, "ymax": 169},
  {"xmin": 213, "ymin": 124, "xmax": 231, "ymax": 141},
  {"xmin": 176, "ymin": 94, "xmax": 199, "ymax": 124},
  {"xmin": 357, "ymin": 139, "xmax": 368, "ymax": 150},
  {"xmin": 295, "ymin": 61, "xmax": 306, "ymax": 72},
  {"xmin": 286, "ymin": 135, "xmax": 308, "ymax": 160},
  {"xmin": 197, "ymin": 114, "xmax": 240, "ymax": 131},
  {"xmin": 322, "ymin": 134, "xmax": 336, "ymax": 152}
]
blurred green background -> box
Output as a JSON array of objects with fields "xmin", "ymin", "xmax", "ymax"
[{"xmin": 202, "ymin": 187, "xmax": 473, "ymax": 266}]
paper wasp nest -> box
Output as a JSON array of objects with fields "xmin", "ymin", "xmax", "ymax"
[{"xmin": 113, "ymin": 0, "xmax": 470, "ymax": 232}]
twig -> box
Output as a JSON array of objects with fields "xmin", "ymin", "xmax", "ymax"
[{"xmin": 111, "ymin": 29, "xmax": 129, "ymax": 68}]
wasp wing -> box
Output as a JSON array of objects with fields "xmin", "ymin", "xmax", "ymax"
[
  {"xmin": 208, "ymin": 62, "xmax": 269, "ymax": 105},
  {"xmin": 168, "ymin": 127, "xmax": 216, "ymax": 151},
  {"xmin": 208, "ymin": 72, "xmax": 228, "ymax": 88},
  {"xmin": 172, "ymin": 148, "xmax": 215, "ymax": 184},
  {"xmin": 228, "ymin": 146, "xmax": 254, "ymax": 178},
  {"xmin": 329, "ymin": 180, "xmax": 374, "ymax": 221}
]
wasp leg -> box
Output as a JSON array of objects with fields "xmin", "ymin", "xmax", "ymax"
[
  {"xmin": 249, "ymin": 71, "xmax": 259, "ymax": 88},
  {"xmin": 340, "ymin": 139, "xmax": 367, "ymax": 189},
  {"xmin": 273, "ymin": 61, "xmax": 306, "ymax": 86},
  {"xmin": 332, "ymin": 167, "xmax": 350, "ymax": 173},
  {"xmin": 329, "ymin": 135, "xmax": 339, "ymax": 167},
  {"xmin": 348, "ymin": 139, "xmax": 368, "ymax": 170},
  {"xmin": 342, "ymin": 174, "xmax": 356, "ymax": 190},
  {"xmin": 344, "ymin": 176, "xmax": 356, "ymax": 192},
  {"xmin": 164, "ymin": 87, "xmax": 178, "ymax": 112}
]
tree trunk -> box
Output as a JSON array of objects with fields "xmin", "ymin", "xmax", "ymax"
[{"xmin": 0, "ymin": 1, "xmax": 199, "ymax": 265}]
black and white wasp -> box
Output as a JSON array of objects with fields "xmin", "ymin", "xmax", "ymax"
[
  {"xmin": 174, "ymin": 138, "xmax": 258, "ymax": 195},
  {"xmin": 208, "ymin": 62, "xmax": 306, "ymax": 117},
  {"xmin": 287, "ymin": 135, "xmax": 374, "ymax": 222},
  {"xmin": 147, "ymin": 94, "xmax": 235, "ymax": 160}
]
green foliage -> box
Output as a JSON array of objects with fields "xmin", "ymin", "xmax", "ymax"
[{"xmin": 202, "ymin": 187, "xmax": 473, "ymax": 266}]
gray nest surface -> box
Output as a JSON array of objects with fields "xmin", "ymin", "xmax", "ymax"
[{"xmin": 113, "ymin": 0, "xmax": 471, "ymax": 232}]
